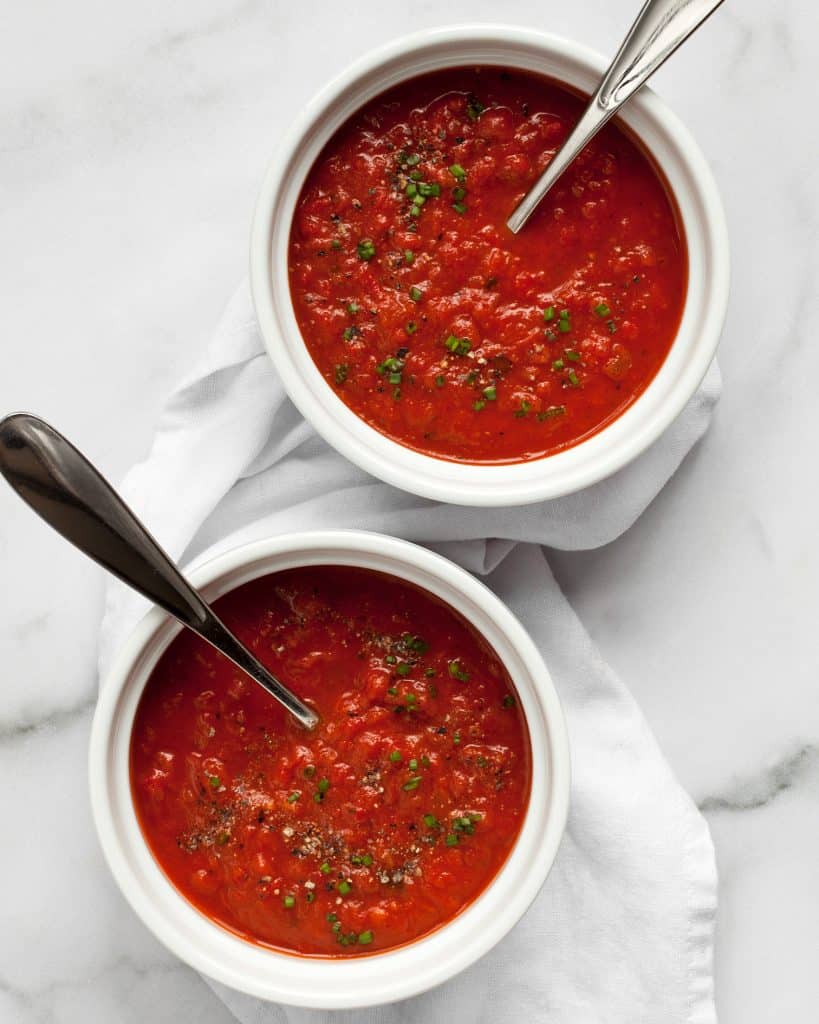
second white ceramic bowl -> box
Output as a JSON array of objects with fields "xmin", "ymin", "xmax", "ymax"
[
  {"xmin": 89, "ymin": 530, "xmax": 570, "ymax": 1008},
  {"xmin": 250, "ymin": 24, "xmax": 729, "ymax": 506}
]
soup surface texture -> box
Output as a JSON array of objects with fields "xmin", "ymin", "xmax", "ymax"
[
  {"xmin": 288, "ymin": 67, "xmax": 687, "ymax": 463},
  {"xmin": 131, "ymin": 566, "xmax": 530, "ymax": 956}
]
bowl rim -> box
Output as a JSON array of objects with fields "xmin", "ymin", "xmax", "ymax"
[
  {"xmin": 250, "ymin": 23, "xmax": 729, "ymax": 506},
  {"xmin": 89, "ymin": 529, "xmax": 570, "ymax": 1008}
]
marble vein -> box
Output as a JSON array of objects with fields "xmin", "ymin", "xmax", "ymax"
[{"xmin": 699, "ymin": 743, "xmax": 819, "ymax": 814}]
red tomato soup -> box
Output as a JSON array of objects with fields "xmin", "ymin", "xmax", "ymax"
[
  {"xmin": 288, "ymin": 67, "xmax": 687, "ymax": 463},
  {"xmin": 130, "ymin": 566, "xmax": 531, "ymax": 956}
]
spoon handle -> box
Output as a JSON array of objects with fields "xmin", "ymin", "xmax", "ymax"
[
  {"xmin": 507, "ymin": 0, "xmax": 725, "ymax": 233},
  {"xmin": 0, "ymin": 413, "xmax": 318, "ymax": 729}
]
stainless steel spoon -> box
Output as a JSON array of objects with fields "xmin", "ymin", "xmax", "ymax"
[
  {"xmin": 507, "ymin": 0, "xmax": 725, "ymax": 234},
  {"xmin": 0, "ymin": 413, "xmax": 319, "ymax": 730}
]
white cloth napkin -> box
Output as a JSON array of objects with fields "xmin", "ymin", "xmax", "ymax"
[{"xmin": 99, "ymin": 282, "xmax": 721, "ymax": 1024}]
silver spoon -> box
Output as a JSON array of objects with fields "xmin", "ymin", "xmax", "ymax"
[
  {"xmin": 0, "ymin": 413, "xmax": 319, "ymax": 730},
  {"xmin": 507, "ymin": 0, "xmax": 725, "ymax": 234}
]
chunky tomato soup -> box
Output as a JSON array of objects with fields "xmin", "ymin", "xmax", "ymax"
[
  {"xmin": 288, "ymin": 67, "xmax": 686, "ymax": 463},
  {"xmin": 131, "ymin": 566, "xmax": 530, "ymax": 956}
]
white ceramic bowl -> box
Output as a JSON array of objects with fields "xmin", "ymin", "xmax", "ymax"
[
  {"xmin": 250, "ymin": 24, "xmax": 729, "ymax": 507},
  {"xmin": 89, "ymin": 530, "xmax": 570, "ymax": 1008}
]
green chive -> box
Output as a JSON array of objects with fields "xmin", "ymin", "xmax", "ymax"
[
  {"xmin": 607, "ymin": 319, "xmax": 617, "ymax": 334},
  {"xmin": 483, "ymin": 385, "xmax": 497, "ymax": 400},
  {"xmin": 303, "ymin": 765, "xmax": 316, "ymax": 778},
  {"xmin": 421, "ymin": 755, "xmax": 431, "ymax": 768},
  {"xmin": 453, "ymin": 732, "xmax": 461, "ymax": 745},
  {"xmin": 405, "ymin": 182, "xmax": 418, "ymax": 199},
  {"xmin": 338, "ymin": 880, "xmax": 351, "ymax": 895},
  {"xmin": 552, "ymin": 359, "xmax": 565, "ymax": 371},
  {"xmin": 559, "ymin": 309, "xmax": 570, "ymax": 320},
  {"xmin": 444, "ymin": 335, "xmax": 471, "ymax": 355},
  {"xmin": 565, "ymin": 350, "xmax": 581, "ymax": 362},
  {"xmin": 567, "ymin": 370, "xmax": 580, "ymax": 387},
  {"xmin": 558, "ymin": 319, "xmax": 571, "ymax": 333},
  {"xmin": 389, "ymin": 750, "xmax": 402, "ymax": 762},
  {"xmin": 306, "ymin": 891, "xmax": 315, "ymax": 903},
  {"xmin": 396, "ymin": 663, "xmax": 410, "ymax": 677},
  {"xmin": 408, "ymin": 758, "xmax": 418, "ymax": 771},
  {"xmin": 594, "ymin": 302, "xmax": 611, "ymax": 317},
  {"xmin": 543, "ymin": 306, "xmax": 555, "ymax": 321},
  {"xmin": 405, "ymin": 693, "xmax": 417, "ymax": 706},
  {"xmin": 404, "ymin": 249, "xmax": 415, "ymax": 264},
  {"xmin": 452, "ymin": 202, "xmax": 467, "ymax": 215},
  {"xmin": 208, "ymin": 775, "xmax": 221, "ymax": 788},
  {"xmin": 409, "ymin": 286, "xmax": 423, "ymax": 302},
  {"xmin": 342, "ymin": 327, "xmax": 356, "ymax": 341},
  {"xmin": 425, "ymin": 666, "xmax": 437, "ymax": 677},
  {"xmin": 452, "ymin": 186, "xmax": 466, "ymax": 202},
  {"xmin": 387, "ymin": 686, "xmax": 398, "ymax": 696},
  {"xmin": 405, "ymin": 321, "xmax": 418, "ymax": 335},
  {"xmin": 537, "ymin": 405, "xmax": 566, "ymax": 421},
  {"xmin": 502, "ymin": 694, "xmax": 515, "ymax": 708},
  {"xmin": 435, "ymin": 375, "xmax": 446, "ymax": 387},
  {"xmin": 362, "ymin": 854, "xmax": 373, "ymax": 866},
  {"xmin": 334, "ymin": 364, "xmax": 349, "ymax": 384},
  {"xmin": 327, "ymin": 912, "xmax": 337, "ymax": 922},
  {"xmin": 358, "ymin": 930, "xmax": 374, "ymax": 945},
  {"xmin": 449, "ymin": 164, "xmax": 466, "ymax": 180},
  {"xmin": 385, "ymin": 653, "xmax": 397, "ymax": 664},
  {"xmin": 287, "ymin": 791, "xmax": 300, "ymax": 803},
  {"xmin": 283, "ymin": 894, "xmax": 296, "ymax": 908},
  {"xmin": 424, "ymin": 813, "xmax": 439, "ymax": 828},
  {"xmin": 514, "ymin": 400, "xmax": 531, "ymax": 418},
  {"xmin": 473, "ymin": 399, "xmax": 486, "ymax": 411},
  {"xmin": 448, "ymin": 660, "xmax": 469, "ymax": 681},
  {"xmin": 357, "ymin": 239, "xmax": 376, "ymax": 261},
  {"xmin": 445, "ymin": 833, "xmax": 459, "ymax": 846},
  {"xmin": 466, "ymin": 95, "xmax": 485, "ymax": 120},
  {"xmin": 317, "ymin": 778, "xmax": 330, "ymax": 794},
  {"xmin": 405, "ymin": 153, "xmax": 421, "ymax": 167},
  {"xmin": 347, "ymin": 301, "xmax": 359, "ymax": 314},
  {"xmin": 403, "ymin": 776, "xmax": 422, "ymax": 791}
]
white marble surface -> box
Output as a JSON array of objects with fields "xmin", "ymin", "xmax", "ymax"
[{"xmin": 1, "ymin": 1, "xmax": 817, "ymax": 1020}]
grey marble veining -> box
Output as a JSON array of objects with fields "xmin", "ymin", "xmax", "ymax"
[{"xmin": 1, "ymin": 0, "xmax": 818, "ymax": 1021}]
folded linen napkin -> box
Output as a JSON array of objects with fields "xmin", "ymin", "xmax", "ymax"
[{"xmin": 99, "ymin": 282, "xmax": 721, "ymax": 1024}]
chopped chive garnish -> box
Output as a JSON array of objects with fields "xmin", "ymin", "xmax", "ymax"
[
  {"xmin": 208, "ymin": 775, "xmax": 221, "ymax": 788},
  {"xmin": 559, "ymin": 309, "xmax": 570, "ymax": 320},
  {"xmin": 452, "ymin": 186, "xmax": 466, "ymax": 202},
  {"xmin": 287, "ymin": 791, "xmax": 300, "ymax": 803},
  {"xmin": 552, "ymin": 359, "xmax": 565, "ymax": 371},
  {"xmin": 537, "ymin": 405, "xmax": 566, "ymax": 421},
  {"xmin": 502, "ymin": 694, "xmax": 515, "ymax": 708},
  {"xmin": 409, "ymin": 286, "xmax": 423, "ymax": 302},
  {"xmin": 405, "ymin": 182, "xmax": 418, "ymax": 199},
  {"xmin": 362, "ymin": 853, "xmax": 373, "ymax": 866},
  {"xmin": 347, "ymin": 301, "xmax": 359, "ymax": 314},
  {"xmin": 405, "ymin": 153, "xmax": 421, "ymax": 167},
  {"xmin": 445, "ymin": 833, "xmax": 459, "ymax": 846},
  {"xmin": 405, "ymin": 321, "xmax": 418, "ymax": 335},
  {"xmin": 389, "ymin": 750, "xmax": 402, "ymax": 762},
  {"xmin": 283, "ymin": 894, "xmax": 296, "ymax": 908},
  {"xmin": 594, "ymin": 302, "xmax": 611, "ymax": 317},
  {"xmin": 418, "ymin": 181, "xmax": 440, "ymax": 197},
  {"xmin": 358, "ymin": 930, "xmax": 373, "ymax": 945},
  {"xmin": 387, "ymin": 686, "xmax": 398, "ymax": 696},
  {"xmin": 607, "ymin": 319, "xmax": 617, "ymax": 334},
  {"xmin": 558, "ymin": 319, "xmax": 571, "ymax": 333},
  {"xmin": 425, "ymin": 667, "xmax": 437, "ymax": 677},
  {"xmin": 342, "ymin": 327, "xmax": 356, "ymax": 341},
  {"xmin": 452, "ymin": 202, "xmax": 467, "ymax": 215},
  {"xmin": 448, "ymin": 660, "xmax": 470, "ymax": 681},
  {"xmin": 543, "ymin": 306, "xmax": 555, "ymax": 321},
  {"xmin": 435, "ymin": 375, "xmax": 446, "ymax": 387},
  {"xmin": 483, "ymin": 385, "xmax": 497, "ymax": 400},
  {"xmin": 386, "ymin": 653, "xmax": 397, "ymax": 664},
  {"xmin": 338, "ymin": 880, "xmax": 351, "ymax": 895},
  {"xmin": 444, "ymin": 335, "xmax": 471, "ymax": 356},
  {"xmin": 514, "ymin": 400, "xmax": 531, "ymax": 418},
  {"xmin": 357, "ymin": 239, "xmax": 376, "ymax": 261},
  {"xmin": 306, "ymin": 891, "xmax": 315, "ymax": 903},
  {"xmin": 404, "ymin": 249, "xmax": 415, "ymax": 264},
  {"xmin": 317, "ymin": 778, "xmax": 330, "ymax": 794},
  {"xmin": 473, "ymin": 399, "xmax": 486, "ymax": 411},
  {"xmin": 388, "ymin": 371, "xmax": 402, "ymax": 385},
  {"xmin": 396, "ymin": 663, "xmax": 411, "ymax": 677},
  {"xmin": 335, "ymin": 364, "xmax": 349, "ymax": 384},
  {"xmin": 409, "ymin": 169, "xmax": 423, "ymax": 181},
  {"xmin": 405, "ymin": 693, "xmax": 417, "ymax": 707},
  {"xmin": 421, "ymin": 755, "xmax": 431, "ymax": 768},
  {"xmin": 449, "ymin": 164, "xmax": 466, "ymax": 180},
  {"xmin": 567, "ymin": 370, "xmax": 580, "ymax": 387},
  {"xmin": 408, "ymin": 758, "xmax": 419, "ymax": 771},
  {"xmin": 331, "ymin": 239, "xmax": 342, "ymax": 250},
  {"xmin": 403, "ymin": 776, "xmax": 422, "ymax": 791},
  {"xmin": 453, "ymin": 732, "xmax": 461, "ymax": 745},
  {"xmin": 303, "ymin": 765, "xmax": 316, "ymax": 778},
  {"xmin": 424, "ymin": 813, "xmax": 439, "ymax": 828},
  {"xmin": 327, "ymin": 912, "xmax": 337, "ymax": 922},
  {"xmin": 414, "ymin": 194, "xmax": 427, "ymax": 208},
  {"xmin": 466, "ymin": 95, "xmax": 485, "ymax": 120},
  {"xmin": 565, "ymin": 350, "xmax": 581, "ymax": 362}
]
